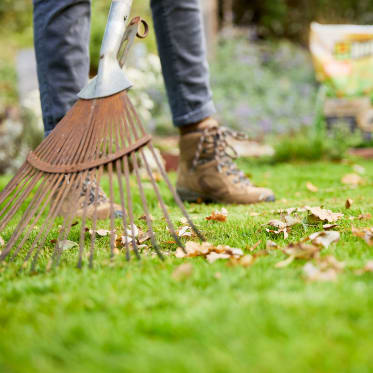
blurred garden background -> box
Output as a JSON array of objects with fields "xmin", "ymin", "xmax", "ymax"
[{"xmin": 1, "ymin": 0, "xmax": 373, "ymax": 173}]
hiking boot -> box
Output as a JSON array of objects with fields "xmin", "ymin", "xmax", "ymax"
[
  {"xmin": 176, "ymin": 118, "xmax": 275, "ymax": 204},
  {"xmin": 57, "ymin": 178, "xmax": 123, "ymax": 220}
]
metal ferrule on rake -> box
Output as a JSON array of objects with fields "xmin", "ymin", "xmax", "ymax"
[{"xmin": 78, "ymin": 0, "xmax": 135, "ymax": 99}]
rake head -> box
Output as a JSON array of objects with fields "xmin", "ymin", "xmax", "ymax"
[{"xmin": 0, "ymin": 91, "xmax": 204, "ymax": 271}]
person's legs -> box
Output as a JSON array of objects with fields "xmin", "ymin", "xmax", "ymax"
[
  {"xmin": 150, "ymin": 0, "xmax": 216, "ymax": 127},
  {"xmin": 151, "ymin": 0, "xmax": 274, "ymax": 204},
  {"xmin": 33, "ymin": 0, "xmax": 91, "ymax": 137}
]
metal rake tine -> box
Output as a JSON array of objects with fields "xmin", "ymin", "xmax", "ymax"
[
  {"xmin": 138, "ymin": 148, "xmax": 184, "ymax": 250},
  {"xmin": 0, "ymin": 163, "xmax": 29, "ymax": 206},
  {"xmin": 24, "ymin": 173, "xmax": 80, "ymax": 271},
  {"xmin": 124, "ymin": 95, "xmax": 205, "ymax": 241},
  {"xmin": 0, "ymin": 170, "xmax": 40, "ymax": 233},
  {"xmin": 52, "ymin": 171, "xmax": 88, "ymax": 268},
  {"xmin": 108, "ymin": 162, "xmax": 116, "ymax": 260},
  {"xmin": 122, "ymin": 155, "xmax": 141, "ymax": 260},
  {"xmin": 89, "ymin": 165, "xmax": 104, "ymax": 268},
  {"xmin": 77, "ymin": 169, "xmax": 96, "ymax": 268},
  {"xmin": 131, "ymin": 151, "xmax": 164, "ymax": 260},
  {"xmin": 148, "ymin": 143, "xmax": 205, "ymax": 241},
  {"xmin": 115, "ymin": 159, "xmax": 130, "ymax": 261},
  {"xmin": 9, "ymin": 173, "xmax": 63, "ymax": 261}
]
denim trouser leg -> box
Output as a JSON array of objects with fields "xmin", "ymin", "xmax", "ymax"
[
  {"xmin": 33, "ymin": 0, "xmax": 91, "ymax": 136},
  {"xmin": 150, "ymin": 0, "xmax": 216, "ymax": 127},
  {"xmin": 33, "ymin": 0, "xmax": 215, "ymax": 135}
]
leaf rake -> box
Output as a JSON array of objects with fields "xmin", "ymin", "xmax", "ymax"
[{"xmin": 0, "ymin": 0, "xmax": 204, "ymax": 271}]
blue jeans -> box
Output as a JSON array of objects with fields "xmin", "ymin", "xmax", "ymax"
[{"xmin": 33, "ymin": 0, "xmax": 216, "ymax": 136}]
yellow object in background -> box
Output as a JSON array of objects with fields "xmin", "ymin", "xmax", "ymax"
[{"xmin": 310, "ymin": 22, "xmax": 373, "ymax": 97}]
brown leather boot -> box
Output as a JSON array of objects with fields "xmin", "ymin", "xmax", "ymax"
[
  {"xmin": 176, "ymin": 118, "xmax": 275, "ymax": 204},
  {"xmin": 57, "ymin": 179, "xmax": 123, "ymax": 220}
]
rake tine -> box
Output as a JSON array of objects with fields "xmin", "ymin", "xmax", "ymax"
[
  {"xmin": 122, "ymin": 155, "xmax": 140, "ymax": 260},
  {"xmin": 9, "ymin": 174, "xmax": 63, "ymax": 261},
  {"xmin": 0, "ymin": 164, "xmax": 29, "ymax": 206},
  {"xmin": 124, "ymin": 95, "xmax": 205, "ymax": 241},
  {"xmin": 77, "ymin": 170, "xmax": 95, "ymax": 268},
  {"xmin": 108, "ymin": 162, "xmax": 116, "ymax": 260},
  {"xmin": 138, "ymin": 148, "xmax": 184, "ymax": 249},
  {"xmin": 131, "ymin": 151, "xmax": 164, "ymax": 260},
  {"xmin": 24, "ymin": 173, "xmax": 80, "ymax": 271},
  {"xmin": 53, "ymin": 171, "xmax": 88, "ymax": 268},
  {"xmin": 0, "ymin": 170, "xmax": 40, "ymax": 232},
  {"xmin": 115, "ymin": 159, "xmax": 130, "ymax": 261},
  {"xmin": 89, "ymin": 165, "xmax": 104, "ymax": 268},
  {"xmin": 149, "ymin": 143, "xmax": 205, "ymax": 241}
]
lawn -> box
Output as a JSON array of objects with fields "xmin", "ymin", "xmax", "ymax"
[{"xmin": 0, "ymin": 159, "xmax": 373, "ymax": 373}]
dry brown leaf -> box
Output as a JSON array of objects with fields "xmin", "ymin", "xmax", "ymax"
[
  {"xmin": 229, "ymin": 255, "xmax": 256, "ymax": 267},
  {"xmin": 275, "ymin": 255, "xmax": 295, "ymax": 268},
  {"xmin": 283, "ymin": 242, "xmax": 321, "ymax": 259},
  {"xmin": 176, "ymin": 225, "xmax": 194, "ymax": 238},
  {"xmin": 138, "ymin": 231, "xmax": 152, "ymax": 244},
  {"xmin": 323, "ymin": 223, "xmax": 338, "ymax": 230},
  {"xmin": 174, "ymin": 241, "xmax": 244, "ymax": 263},
  {"xmin": 306, "ymin": 182, "xmax": 318, "ymax": 192},
  {"xmin": 248, "ymin": 240, "xmax": 261, "ymax": 252},
  {"xmin": 306, "ymin": 206, "xmax": 344, "ymax": 223},
  {"xmin": 308, "ymin": 231, "xmax": 340, "ymax": 248},
  {"xmin": 358, "ymin": 213, "xmax": 372, "ymax": 220},
  {"xmin": 249, "ymin": 212, "xmax": 261, "ymax": 217},
  {"xmin": 206, "ymin": 208, "xmax": 228, "ymax": 222},
  {"xmin": 341, "ymin": 173, "xmax": 363, "ymax": 186},
  {"xmin": 172, "ymin": 263, "xmax": 193, "ymax": 281},
  {"xmin": 207, "ymin": 252, "xmax": 231, "ymax": 263},
  {"xmin": 303, "ymin": 262, "xmax": 338, "ymax": 282},
  {"xmin": 352, "ymin": 226, "xmax": 373, "ymax": 246},
  {"xmin": 345, "ymin": 199, "xmax": 353, "ymax": 209}
]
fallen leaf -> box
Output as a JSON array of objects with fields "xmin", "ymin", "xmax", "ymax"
[
  {"xmin": 229, "ymin": 254, "xmax": 255, "ymax": 267},
  {"xmin": 206, "ymin": 208, "xmax": 228, "ymax": 222},
  {"xmin": 358, "ymin": 213, "xmax": 371, "ymax": 220},
  {"xmin": 283, "ymin": 242, "xmax": 322, "ymax": 260},
  {"xmin": 268, "ymin": 219, "xmax": 287, "ymax": 229},
  {"xmin": 306, "ymin": 206, "xmax": 344, "ymax": 223},
  {"xmin": 352, "ymin": 226, "xmax": 373, "ymax": 246},
  {"xmin": 138, "ymin": 231, "xmax": 152, "ymax": 244},
  {"xmin": 345, "ymin": 199, "xmax": 353, "ymax": 209},
  {"xmin": 58, "ymin": 240, "xmax": 78, "ymax": 251},
  {"xmin": 308, "ymin": 231, "xmax": 340, "ymax": 248},
  {"xmin": 306, "ymin": 182, "xmax": 318, "ymax": 192},
  {"xmin": 303, "ymin": 262, "xmax": 338, "ymax": 282},
  {"xmin": 323, "ymin": 223, "xmax": 338, "ymax": 230},
  {"xmin": 207, "ymin": 252, "xmax": 231, "ymax": 263},
  {"xmin": 248, "ymin": 241, "xmax": 261, "ymax": 252},
  {"xmin": 96, "ymin": 229, "xmax": 111, "ymax": 237},
  {"xmin": 342, "ymin": 173, "xmax": 362, "ymax": 186},
  {"xmin": 275, "ymin": 255, "xmax": 295, "ymax": 268},
  {"xmin": 175, "ymin": 247, "xmax": 186, "ymax": 258},
  {"xmin": 250, "ymin": 212, "xmax": 261, "ymax": 217},
  {"xmin": 176, "ymin": 225, "xmax": 193, "ymax": 238},
  {"xmin": 172, "ymin": 263, "xmax": 193, "ymax": 281}
]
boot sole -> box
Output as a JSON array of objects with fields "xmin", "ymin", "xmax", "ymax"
[{"xmin": 177, "ymin": 187, "xmax": 275, "ymax": 204}]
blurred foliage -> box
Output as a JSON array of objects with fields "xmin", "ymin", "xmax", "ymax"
[
  {"xmin": 232, "ymin": 0, "xmax": 373, "ymax": 44},
  {"xmin": 210, "ymin": 34, "xmax": 316, "ymax": 136}
]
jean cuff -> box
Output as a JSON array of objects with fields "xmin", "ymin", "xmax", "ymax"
[{"xmin": 173, "ymin": 100, "xmax": 217, "ymax": 127}]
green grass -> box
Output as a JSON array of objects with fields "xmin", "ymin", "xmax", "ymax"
[{"xmin": 1, "ymin": 159, "xmax": 373, "ymax": 373}]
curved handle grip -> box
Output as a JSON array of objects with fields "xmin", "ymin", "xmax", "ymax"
[{"xmin": 118, "ymin": 17, "xmax": 149, "ymax": 68}]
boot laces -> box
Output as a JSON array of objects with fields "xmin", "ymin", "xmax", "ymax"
[{"xmin": 192, "ymin": 126, "xmax": 251, "ymax": 185}]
